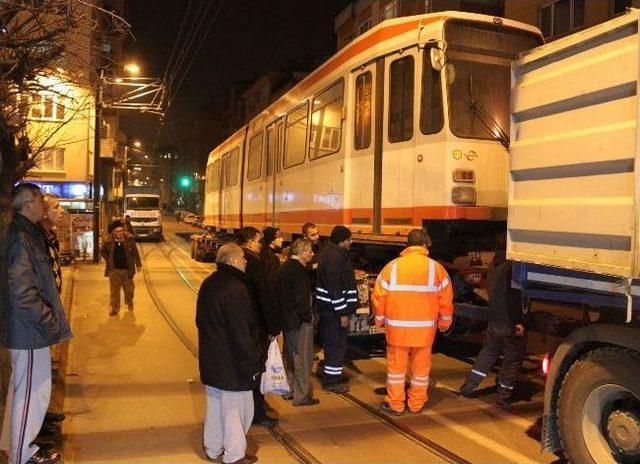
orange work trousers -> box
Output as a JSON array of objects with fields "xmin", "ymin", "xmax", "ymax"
[{"xmin": 385, "ymin": 345, "xmax": 433, "ymax": 413}]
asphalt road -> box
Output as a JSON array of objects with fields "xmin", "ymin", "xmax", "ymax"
[{"xmin": 130, "ymin": 218, "xmax": 564, "ymax": 464}]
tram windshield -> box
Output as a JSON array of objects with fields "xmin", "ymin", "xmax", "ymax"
[{"xmin": 444, "ymin": 21, "xmax": 541, "ymax": 145}]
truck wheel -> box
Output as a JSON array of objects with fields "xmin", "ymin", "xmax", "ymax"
[{"xmin": 558, "ymin": 347, "xmax": 640, "ymax": 464}]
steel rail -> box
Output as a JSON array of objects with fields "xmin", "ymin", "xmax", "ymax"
[
  {"xmin": 152, "ymin": 237, "xmax": 473, "ymax": 464},
  {"xmin": 139, "ymin": 243, "xmax": 321, "ymax": 464}
]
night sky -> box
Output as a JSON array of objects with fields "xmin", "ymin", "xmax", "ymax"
[{"xmin": 123, "ymin": 0, "xmax": 350, "ymax": 169}]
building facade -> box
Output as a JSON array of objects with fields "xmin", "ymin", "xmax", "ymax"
[{"xmin": 505, "ymin": 0, "xmax": 636, "ymax": 40}]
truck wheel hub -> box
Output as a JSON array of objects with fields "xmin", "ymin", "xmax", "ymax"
[{"xmin": 607, "ymin": 409, "xmax": 640, "ymax": 455}]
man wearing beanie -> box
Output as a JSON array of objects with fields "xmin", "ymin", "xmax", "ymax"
[{"xmin": 315, "ymin": 225, "xmax": 359, "ymax": 393}]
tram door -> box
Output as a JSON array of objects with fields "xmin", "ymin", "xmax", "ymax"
[
  {"xmin": 265, "ymin": 117, "xmax": 284, "ymax": 226},
  {"xmin": 351, "ymin": 62, "xmax": 378, "ymax": 234},
  {"xmin": 380, "ymin": 49, "xmax": 419, "ymax": 233}
]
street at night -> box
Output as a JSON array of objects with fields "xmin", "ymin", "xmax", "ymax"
[{"xmin": 2, "ymin": 2, "xmax": 640, "ymax": 464}]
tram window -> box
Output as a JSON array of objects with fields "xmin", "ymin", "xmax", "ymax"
[
  {"xmin": 206, "ymin": 164, "xmax": 212, "ymax": 192},
  {"xmin": 226, "ymin": 148, "xmax": 240, "ymax": 187},
  {"xmin": 389, "ymin": 56, "xmax": 414, "ymax": 143},
  {"xmin": 212, "ymin": 160, "xmax": 221, "ymax": 191},
  {"xmin": 309, "ymin": 80, "xmax": 344, "ymax": 160},
  {"xmin": 266, "ymin": 128, "xmax": 275, "ymax": 176},
  {"xmin": 354, "ymin": 72, "xmax": 372, "ymax": 150},
  {"xmin": 420, "ymin": 47, "xmax": 444, "ymax": 135},
  {"xmin": 284, "ymin": 102, "xmax": 309, "ymax": 168},
  {"xmin": 247, "ymin": 132, "xmax": 263, "ymax": 180}
]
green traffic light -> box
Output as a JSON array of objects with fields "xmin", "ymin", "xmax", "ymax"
[{"xmin": 180, "ymin": 177, "xmax": 191, "ymax": 188}]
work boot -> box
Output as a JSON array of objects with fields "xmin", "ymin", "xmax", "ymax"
[
  {"xmin": 380, "ymin": 402, "xmax": 404, "ymax": 416},
  {"xmin": 322, "ymin": 382, "xmax": 349, "ymax": 394},
  {"xmin": 44, "ymin": 412, "xmax": 65, "ymax": 423},
  {"xmin": 496, "ymin": 383, "xmax": 516, "ymax": 406},
  {"xmin": 459, "ymin": 381, "xmax": 478, "ymax": 398},
  {"xmin": 228, "ymin": 455, "xmax": 257, "ymax": 464},
  {"xmin": 25, "ymin": 449, "xmax": 62, "ymax": 464}
]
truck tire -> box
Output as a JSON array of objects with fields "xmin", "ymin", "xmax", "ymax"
[{"xmin": 558, "ymin": 346, "xmax": 640, "ymax": 464}]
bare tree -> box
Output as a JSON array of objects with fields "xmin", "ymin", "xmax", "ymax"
[{"xmin": 0, "ymin": 2, "xmax": 129, "ymax": 456}]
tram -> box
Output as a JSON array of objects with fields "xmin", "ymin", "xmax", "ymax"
[{"xmin": 203, "ymin": 11, "xmax": 542, "ymax": 260}]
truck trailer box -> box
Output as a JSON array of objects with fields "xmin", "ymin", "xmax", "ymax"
[{"xmin": 509, "ymin": 9, "xmax": 640, "ymax": 279}]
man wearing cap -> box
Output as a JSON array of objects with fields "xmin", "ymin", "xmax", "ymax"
[{"xmin": 315, "ymin": 225, "xmax": 358, "ymax": 394}]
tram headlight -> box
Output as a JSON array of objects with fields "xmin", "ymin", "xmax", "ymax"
[{"xmin": 451, "ymin": 186, "xmax": 477, "ymax": 205}]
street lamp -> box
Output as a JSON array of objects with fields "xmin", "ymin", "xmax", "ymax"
[
  {"xmin": 133, "ymin": 140, "xmax": 141, "ymax": 148},
  {"xmin": 123, "ymin": 62, "xmax": 140, "ymax": 75}
]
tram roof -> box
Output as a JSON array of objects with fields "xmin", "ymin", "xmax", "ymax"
[{"xmin": 208, "ymin": 11, "xmax": 542, "ymax": 161}]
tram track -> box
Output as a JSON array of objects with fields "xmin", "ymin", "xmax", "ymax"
[
  {"xmin": 147, "ymin": 237, "xmax": 474, "ymax": 464},
  {"xmin": 140, "ymin": 243, "xmax": 322, "ymax": 464}
]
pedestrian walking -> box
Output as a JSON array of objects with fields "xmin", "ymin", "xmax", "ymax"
[
  {"xmin": 123, "ymin": 214, "xmax": 135, "ymax": 237},
  {"xmin": 236, "ymin": 227, "xmax": 282, "ymax": 427},
  {"xmin": 100, "ymin": 219, "xmax": 142, "ymax": 315},
  {"xmin": 459, "ymin": 250, "xmax": 526, "ymax": 406},
  {"xmin": 0, "ymin": 183, "xmax": 72, "ymax": 464},
  {"xmin": 260, "ymin": 226, "xmax": 283, "ymax": 287},
  {"xmin": 277, "ymin": 239, "xmax": 319, "ymax": 406},
  {"xmin": 372, "ymin": 229, "xmax": 454, "ymax": 415},
  {"xmin": 316, "ymin": 225, "xmax": 359, "ymax": 394},
  {"xmin": 197, "ymin": 242, "xmax": 259, "ymax": 464}
]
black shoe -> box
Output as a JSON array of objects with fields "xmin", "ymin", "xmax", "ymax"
[
  {"xmin": 44, "ymin": 412, "xmax": 65, "ymax": 423},
  {"xmin": 25, "ymin": 449, "xmax": 63, "ymax": 464},
  {"xmin": 252, "ymin": 415, "xmax": 279, "ymax": 427},
  {"xmin": 293, "ymin": 398, "xmax": 320, "ymax": 407},
  {"xmin": 380, "ymin": 402, "xmax": 404, "ymax": 416},
  {"xmin": 38, "ymin": 422, "xmax": 60, "ymax": 437},
  {"xmin": 459, "ymin": 383, "xmax": 476, "ymax": 398},
  {"xmin": 322, "ymin": 383, "xmax": 349, "ymax": 394}
]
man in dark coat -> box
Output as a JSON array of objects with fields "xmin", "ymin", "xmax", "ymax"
[
  {"xmin": 316, "ymin": 225, "xmax": 359, "ymax": 394},
  {"xmin": 277, "ymin": 239, "xmax": 319, "ymax": 406},
  {"xmin": 459, "ymin": 251, "xmax": 526, "ymax": 406},
  {"xmin": 100, "ymin": 220, "xmax": 142, "ymax": 315},
  {"xmin": 197, "ymin": 242, "xmax": 259, "ymax": 464},
  {"xmin": 236, "ymin": 227, "xmax": 281, "ymax": 427},
  {"xmin": 260, "ymin": 226, "xmax": 283, "ymax": 287},
  {"xmin": 1, "ymin": 183, "xmax": 71, "ymax": 464}
]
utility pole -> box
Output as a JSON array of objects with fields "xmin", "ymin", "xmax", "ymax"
[{"xmin": 92, "ymin": 68, "xmax": 104, "ymax": 263}]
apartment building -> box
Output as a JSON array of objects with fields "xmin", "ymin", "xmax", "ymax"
[{"xmin": 505, "ymin": 0, "xmax": 637, "ymax": 40}]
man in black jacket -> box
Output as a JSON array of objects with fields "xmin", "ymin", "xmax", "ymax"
[
  {"xmin": 236, "ymin": 227, "xmax": 281, "ymax": 427},
  {"xmin": 1, "ymin": 183, "xmax": 71, "ymax": 464},
  {"xmin": 459, "ymin": 251, "xmax": 526, "ymax": 406},
  {"xmin": 197, "ymin": 242, "xmax": 259, "ymax": 464},
  {"xmin": 277, "ymin": 239, "xmax": 319, "ymax": 407},
  {"xmin": 260, "ymin": 226, "xmax": 283, "ymax": 287},
  {"xmin": 316, "ymin": 225, "xmax": 358, "ymax": 394}
]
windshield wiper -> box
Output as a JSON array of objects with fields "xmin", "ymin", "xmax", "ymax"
[{"xmin": 468, "ymin": 72, "xmax": 510, "ymax": 150}]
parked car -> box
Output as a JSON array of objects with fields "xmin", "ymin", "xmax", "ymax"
[{"xmin": 182, "ymin": 213, "xmax": 196, "ymax": 225}]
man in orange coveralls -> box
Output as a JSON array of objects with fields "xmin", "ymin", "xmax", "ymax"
[{"xmin": 372, "ymin": 229, "xmax": 454, "ymax": 415}]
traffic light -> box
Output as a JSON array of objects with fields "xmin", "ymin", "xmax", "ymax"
[{"xmin": 179, "ymin": 176, "xmax": 192, "ymax": 188}]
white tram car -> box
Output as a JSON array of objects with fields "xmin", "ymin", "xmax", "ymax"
[{"xmin": 203, "ymin": 11, "xmax": 542, "ymax": 260}]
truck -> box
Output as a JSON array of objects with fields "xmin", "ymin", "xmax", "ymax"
[
  {"xmin": 506, "ymin": 10, "xmax": 640, "ymax": 464},
  {"xmin": 123, "ymin": 187, "xmax": 163, "ymax": 241}
]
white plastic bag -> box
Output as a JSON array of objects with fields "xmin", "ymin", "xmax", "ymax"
[{"xmin": 260, "ymin": 339, "xmax": 290, "ymax": 395}]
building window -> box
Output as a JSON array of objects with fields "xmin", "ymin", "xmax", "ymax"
[
  {"xmin": 284, "ymin": 102, "xmax": 309, "ymax": 168},
  {"xmin": 211, "ymin": 159, "xmax": 221, "ymax": 191},
  {"xmin": 29, "ymin": 93, "xmax": 66, "ymax": 121},
  {"xmin": 225, "ymin": 148, "xmax": 240, "ymax": 187},
  {"xmin": 540, "ymin": 0, "xmax": 585, "ymax": 39},
  {"xmin": 359, "ymin": 19, "xmax": 372, "ymax": 35},
  {"xmin": 389, "ymin": 55, "xmax": 414, "ymax": 143},
  {"xmin": 612, "ymin": 0, "xmax": 632, "ymax": 16},
  {"xmin": 247, "ymin": 132, "xmax": 263, "ymax": 180},
  {"xmin": 33, "ymin": 148, "xmax": 65, "ymax": 171},
  {"xmin": 354, "ymin": 72, "xmax": 372, "ymax": 150},
  {"xmin": 380, "ymin": 0, "xmax": 400, "ymax": 21},
  {"xmin": 309, "ymin": 80, "xmax": 344, "ymax": 160},
  {"xmin": 420, "ymin": 47, "xmax": 444, "ymax": 135}
]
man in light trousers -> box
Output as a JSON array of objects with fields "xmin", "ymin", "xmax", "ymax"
[
  {"xmin": 196, "ymin": 243, "xmax": 260, "ymax": 464},
  {"xmin": 1, "ymin": 183, "xmax": 71, "ymax": 464}
]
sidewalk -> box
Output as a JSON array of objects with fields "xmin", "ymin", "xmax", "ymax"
[{"xmin": 62, "ymin": 261, "xmax": 292, "ymax": 463}]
